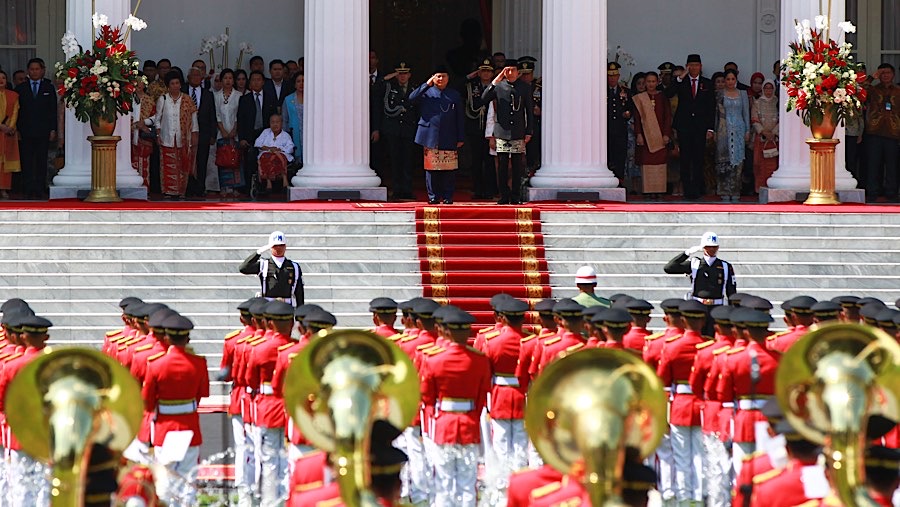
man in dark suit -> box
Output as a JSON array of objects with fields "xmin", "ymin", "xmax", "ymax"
[
  {"xmin": 238, "ymin": 71, "xmax": 276, "ymax": 195},
  {"xmin": 262, "ymin": 59, "xmax": 294, "ymax": 110},
  {"xmin": 15, "ymin": 58, "xmax": 58, "ymax": 199},
  {"xmin": 666, "ymin": 54, "xmax": 715, "ymax": 200},
  {"xmin": 190, "ymin": 60, "xmax": 213, "ymax": 91},
  {"xmin": 607, "ymin": 62, "xmax": 633, "ymax": 184},
  {"xmin": 369, "ymin": 51, "xmax": 386, "ymax": 179},
  {"xmin": 185, "ymin": 67, "xmax": 217, "ymax": 197},
  {"xmin": 381, "ymin": 62, "xmax": 419, "ymax": 200}
]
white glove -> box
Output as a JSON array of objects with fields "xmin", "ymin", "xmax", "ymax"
[
  {"xmin": 256, "ymin": 244, "xmax": 272, "ymax": 255},
  {"xmin": 685, "ymin": 245, "xmax": 703, "ymax": 256}
]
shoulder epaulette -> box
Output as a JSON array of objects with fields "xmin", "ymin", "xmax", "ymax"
[
  {"xmin": 645, "ymin": 331, "xmax": 665, "ymax": 341},
  {"xmin": 185, "ymin": 346, "xmax": 196, "ymax": 355},
  {"xmin": 278, "ymin": 342, "xmax": 295, "ymax": 352},
  {"xmin": 544, "ymin": 336, "xmax": 562, "ymax": 346},
  {"xmin": 250, "ymin": 337, "xmax": 267, "ymax": 346},
  {"xmin": 766, "ymin": 334, "xmax": 779, "ymax": 341},
  {"xmin": 466, "ymin": 345, "xmax": 486, "ymax": 355},
  {"xmin": 665, "ymin": 334, "xmax": 682, "ymax": 343},
  {"xmin": 566, "ymin": 343, "xmax": 585, "ymax": 353},
  {"xmin": 424, "ymin": 347, "xmax": 445, "ymax": 356},
  {"xmin": 727, "ymin": 346, "xmax": 746, "ymax": 355},
  {"xmin": 713, "ymin": 345, "xmax": 731, "ymax": 355},
  {"xmin": 316, "ymin": 497, "xmax": 344, "ymax": 507},
  {"xmin": 476, "ymin": 327, "xmax": 492, "ymax": 335},
  {"xmin": 294, "ymin": 480, "xmax": 324, "ymax": 493},
  {"xmin": 4, "ymin": 352, "xmax": 23, "ymax": 363},
  {"xmin": 225, "ymin": 329, "xmax": 241, "ymax": 340},
  {"xmin": 417, "ymin": 343, "xmax": 435, "ymax": 351},
  {"xmin": 135, "ymin": 344, "xmax": 153, "ymax": 353},
  {"xmin": 743, "ymin": 450, "xmax": 766, "ymax": 461},
  {"xmin": 106, "ymin": 329, "xmax": 123, "ymax": 337},
  {"xmin": 236, "ymin": 336, "xmax": 252, "ymax": 344},
  {"xmin": 530, "ymin": 481, "xmax": 563, "ymax": 499},
  {"xmin": 387, "ymin": 333, "xmax": 405, "ymax": 342},
  {"xmin": 484, "ymin": 330, "xmax": 502, "ymax": 341},
  {"xmin": 148, "ymin": 352, "xmax": 165, "ymax": 362},
  {"xmin": 520, "ymin": 334, "xmax": 538, "ymax": 343},
  {"xmin": 696, "ymin": 340, "xmax": 716, "ymax": 350},
  {"xmin": 398, "ymin": 335, "xmax": 416, "ymax": 343},
  {"xmin": 793, "ymin": 501, "xmax": 822, "ymax": 507},
  {"xmin": 752, "ymin": 468, "xmax": 782, "ymax": 484}
]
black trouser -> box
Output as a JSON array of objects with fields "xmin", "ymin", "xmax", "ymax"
[
  {"xmin": 466, "ymin": 133, "xmax": 492, "ymax": 197},
  {"xmin": 386, "ymin": 134, "xmax": 414, "ymax": 198},
  {"xmin": 187, "ymin": 138, "xmax": 212, "ymax": 196},
  {"xmin": 370, "ymin": 138, "xmax": 384, "ymax": 178},
  {"xmin": 608, "ymin": 129, "xmax": 627, "ymax": 179},
  {"xmin": 866, "ymin": 134, "xmax": 899, "ymax": 200},
  {"xmin": 679, "ymin": 128, "xmax": 708, "ymax": 199},
  {"xmin": 242, "ymin": 129, "xmax": 264, "ymax": 193},
  {"xmin": 149, "ymin": 143, "xmax": 161, "ymax": 193},
  {"xmin": 497, "ymin": 151, "xmax": 525, "ymax": 202},
  {"xmin": 18, "ymin": 136, "xmax": 50, "ymax": 198},
  {"xmin": 527, "ymin": 121, "xmax": 542, "ymax": 171}
]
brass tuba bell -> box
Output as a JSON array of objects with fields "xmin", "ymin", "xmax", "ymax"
[
  {"xmin": 283, "ymin": 329, "xmax": 420, "ymax": 507},
  {"xmin": 776, "ymin": 323, "xmax": 900, "ymax": 507},
  {"xmin": 526, "ymin": 348, "xmax": 668, "ymax": 507},
  {"xmin": 5, "ymin": 347, "xmax": 143, "ymax": 507}
]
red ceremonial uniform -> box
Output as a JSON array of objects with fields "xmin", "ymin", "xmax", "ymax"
[
  {"xmin": 529, "ymin": 474, "xmax": 588, "ymax": 507},
  {"xmin": 533, "ymin": 330, "xmax": 585, "ymax": 376},
  {"xmin": 247, "ymin": 330, "xmax": 292, "ymax": 429},
  {"xmin": 516, "ymin": 328, "xmax": 557, "ymax": 386},
  {"xmin": 238, "ymin": 329, "xmax": 268, "ymax": 425},
  {"xmin": 657, "ymin": 329, "xmax": 706, "ymax": 426},
  {"xmin": 716, "ymin": 340, "xmax": 779, "ymax": 442},
  {"xmin": 707, "ymin": 337, "xmax": 744, "ymax": 439},
  {"xmin": 288, "ymin": 481, "xmax": 341, "ymax": 507},
  {"xmin": 643, "ymin": 327, "xmax": 682, "ymax": 371},
  {"xmin": 372, "ymin": 324, "xmax": 398, "ymax": 338},
  {"xmin": 287, "ymin": 450, "xmax": 329, "ymax": 502},
  {"xmin": 102, "ymin": 328, "xmax": 125, "ymax": 356},
  {"xmin": 142, "ymin": 345, "xmax": 210, "ymax": 447},
  {"xmin": 750, "ymin": 458, "xmax": 822, "ymax": 507},
  {"xmin": 473, "ymin": 324, "xmax": 503, "ymax": 351},
  {"xmin": 506, "ymin": 464, "xmax": 564, "ymax": 507},
  {"xmin": 768, "ymin": 324, "xmax": 809, "ymax": 353},
  {"xmin": 131, "ymin": 335, "xmax": 168, "ymax": 444},
  {"xmin": 420, "ymin": 342, "xmax": 491, "ymax": 445},
  {"xmin": 0, "ymin": 346, "xmax": 44, "ymax": 451},
  {"xmin": 732, "ymin": 451, "xmax": 777, "ymax": 507},
  {"xmin": 690, "ymin": 334, "xmax": 731, "ymax": 433},
  {"xmin": 398, "ymin": 328, "xmax": 436, "ymax": 360},
  {"xmin": 221, "ymin": 326, "xmax": 252, "ymax": 416},
  {"xmin": 482, "ymin": 327, "xmax": 526, "ymax": 419},
  {"xmin": 622, "ymin": 325, "xmax": 651, "ymax": 352},
  {"xmin": 272, "ymin": 334, "xmax": 313, "ymax": 446}
]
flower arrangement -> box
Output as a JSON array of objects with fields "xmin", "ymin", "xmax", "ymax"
[
  {"xmin": 54, "ymin": 13, "xmax": 147, "ymax": 124},
  {"xmin": 236, "ymin": 41, "xmax": 254, "ymax": 70},
  {"xmin": 200, "ymin": 33, "xmax": 228, "ymax": 71},
  {"xmin": 780, "ymin": 16, "xmax": 867, "ymax": 127}
]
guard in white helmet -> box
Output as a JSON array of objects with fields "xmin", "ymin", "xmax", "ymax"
[
  {"xmin": 572, "ymin": 265, "xmax": 611, "ymax": 308},
  {"xmin": 240, "ymin": 231, "xmax": 305, "ymax": 307},
  {"xmin": 664, "ymin": 231, "xmax": 736, "ymax": 335}
]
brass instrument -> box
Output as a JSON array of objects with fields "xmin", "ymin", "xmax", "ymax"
[
  {"xmin": 5, "ymin": 348, "xmax": 143, "ymax": 507},
  {"xmin": 776, "ymin": 323, "xmax": 900, "ymax": 507},
  {"xmin": 526, "ymin": 348, "xmax": 668, "ymax": 507},
  {"xmin": 283, "ymin": 330, "xmax": 420, "ymax": 507}
]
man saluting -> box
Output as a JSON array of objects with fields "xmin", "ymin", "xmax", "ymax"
[{"xmin": 240, "ymin": 230, "xmax": 305, "ymax": 306}]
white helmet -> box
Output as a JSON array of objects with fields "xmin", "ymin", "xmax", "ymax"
[
  {"xmin": 269, "ymin": 230, "xmax": 287, "ymax": 246},
  {"xmin": 700, "ymin": 231, "xmax": 719, "ymax": 247},
  {"xmin": 574, "ymin": 266, "xmax": 597, "ymax": 285}
]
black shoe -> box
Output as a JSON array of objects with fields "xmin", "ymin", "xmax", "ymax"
[
  {"xmin": 497, "ymin": 197, "xmax": 510, "ymax": 205},
  {"xmin": 428, "ymin": 198, "xmax": 439, "ymax": 205},
  {"xmin": 443, "ymin": 199, "xmax": 453, "ymax": 205}
]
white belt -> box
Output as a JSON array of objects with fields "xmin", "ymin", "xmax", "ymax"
[
  {"xmin": 245, "ymin": 386, "xmax": 255, "ymax": 394},
  {"xmin": 693, "ymin": 297, "xmax": 725, "ymax": 305},
  {"xmin": 738, "ymin": 398, "xmax": 770, "ymax": 410},
  {"xmin": 721, "ymin": 402, "xmax": 735, "ymax": 408},
  {"xmin": 439, "ymin": 399, "xmax": 475, "ymax": 412},
  {"xmin": 259, "ymin": 383, "xmax": 274, "ymax": 395},
  {"xmin": 674, "ymin": 384, "xmax": 693, "ymax": 395},
  {"xmin": 493, "ymin": 375, "xmax": 520, "ymax": 387},
  {"xmin": 157, "ymin": 401, "xmax": 197, "ymax": 415}
]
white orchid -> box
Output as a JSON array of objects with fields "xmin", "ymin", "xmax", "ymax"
[
  {"xmin": 123, "ymin": 15, "xmax": 148, "ymax": 32},
  {"xmin": 239, "ymin": 42, "xmax": 253, "ymax": 54},
  {"xmin": 218, "ymin": 33, "xmax": 229, "ymax": 47},
  {"xmin": 61, "ymin": 31, "xmax": 80, "ymax": 58},
  {"xmin": 814, "ymin": 15, "xmax": 829, "ymax": 30},
  {"xmin": 91, "ymin": 12, "xmax": 109, "ymax": 29},
  {"xmin": 837, "ymin": 21, "xmax": 856, "ymax": 34}
]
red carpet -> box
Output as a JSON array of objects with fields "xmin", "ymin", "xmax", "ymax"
[{"xmin": 416, "ymin": 206, "xmax": 551, "ymax": 325}]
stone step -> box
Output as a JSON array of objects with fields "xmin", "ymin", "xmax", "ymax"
[
  {"xmin": 0, "ymin": 272, "xmax": 421, "ymax": 286},
  {"xmin": 0, "ymin": 259, "xmax": 421, "ymax": 274},
  {"xmin": 547, "ymin": 274, "xmax": 900, "ymax": 289},
  {"xmin": 541, "ymin": 212, "xmax": 900, "ymax": 225},
  {"xmin": 0, "ymin": 246, "xmax": 419, "ymax": 262},
  {"xmin": 542, "ymin": 223, "xmax": 900, "ymax": 238},
  {"xmin": 545, "ymin": 248, "xmax": 900, "ymax": 264},
  {"xmin": 545, "ymin": 261, "xmax": 900, "ymax": 277},
  {"xmin": 0, "ymin": 221, "xmax": 413, "ymax": 235},
  {"xmin": 5, "ymin": 286, "xmax": 422, "ymax": 302},
  {"xmin": 3, "ymin": 233, "xmax": 417, "ymax": 249},
  {"xmin": 541, "ymin": 235, "xmax": 900, "ymax": 249}
]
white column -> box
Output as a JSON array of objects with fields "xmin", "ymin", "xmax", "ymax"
[
  {"xmin": 291, "ymin": 0, "xmax": 382, "ymax": 193},
  {"xmin": 53, "ymin": 0, "xmax": 143, "ymax": 190},
  {"xmin": 529, "ymin": 0, "xmax": 619, "ymax": 191},
  {"xmin": 493, "ymin": 0, "xmax": 542, "ymax": 75},
  {"xmin": 767, "ymin": 0, "xmax": 856, "ymax": 190}
]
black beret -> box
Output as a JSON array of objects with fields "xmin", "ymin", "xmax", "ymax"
[
  {"xmin": 249, "ymin": 300, "xmax": 269, "ymax": 317},
  {"xmin": 432, "ymin": 305, "xmax": 452, "ymax": 323},
  {"xmin": 686, "ymin": 53, "xmax": 702, "ymax": 64},
  {"xmin": 534, "ymin": 298, "xmax": 557, "ymax": 314},
  {"xmin": 831, "ymin": 295, "xmax": 861, "ymax": 308},
  {"xmin": 148, "ymin": 308, "xmax": 178, "ymax": 328},
  {"xmin": 265, "ymin": 301, "xmax": 295, "ymax": 321},
  {"xmin": 592, "ymin": 309, "xmax": 633, "ymax": 328},
  {"xmin": 498, "ymin": 298, "xmax": 529, "ymax": 316},
  {"xmin": 294, "ymin": 304, "xmax": 323, "ymax": 320},
  {"xmin": 728, "ymin": 293, "xmax": 752, "ymax": 306},
  {"xmin": 398, "ymin": 298, "xmax": 424, "ymax": 313},
  {"xmin": 135, "ymin": 303, "xmax": 168, "ymax": 320},
  {"xmin": 123, "ymin": 301, "xmax": 145, "ymax": 318},
  {"xmin": 811, "ymin": 301, "xmax": 842, "ymax": 317},
  {"xmin": 867, "ymin": 416, "xmax": 898, "ymax": 440},
  {"xmin": 678, "ymin": 300, "xmax": 708, "ymax": 318},
  {"xmin": 788, "ymin": 296, "xmax": 818, "ymax": 314},
  {"xmin": 443, "ymin": 309, "xmax": 476, "ymax": 330},
  {"xmin": 19, "ymin": 315, "xmax": 52, "ymax": 333},
  {"xmin": 710, "ymin": 305, "xmax": 733, "ymax": 323},
  {"xmin": 609, "ymin": 293, "xmax": 632, "ymax": 304},
  {"xmin": 412, "ymin": 299, "xmax": 440, "ymax": 317},
  {"xmin": 490, "ymin": 293, "xmax": 514, "ymax": 310},
  {"xmin": 611, "ymin": 298, "xmax": 636, "ymax": 310},
  {"xmin": 237, "ymin": 298, "xmax": 257, "ymax": 312},
  {"xmin": 875, "ymin": 309, "xmax": 899, "ymax": 326},
  {"xmin": 741, "ymin": 309, "xmax": 774, "ymax": 328},
  {"xmin": 304, "ymin": 309, "xmax": 337, "ymax": 327},
  {"xmin": 661, "ymin": 299, "xmax": 684, "ymax": 314},
  {"xmin": 162, "ymin": 314, "xmax": 194, "ymax": 335},
  {"xmin": 742, "ymin": 296, "xmax": 774, "ymax": 312},
  {"xmin": 433, "ymin": 64, "xmax": 449, "ymax": 74},
  {"xmin": 117, "ymin": 297, "xmax": 143, "ymax": 309},
  {"xmin": 552, "ymin": 298, "xmax": 585, "ymax": 318},
  {"xmin": 860, "ymin": 302, "xmax": 888, "ymax": 322},
  {"xmin": 780, "ymin": 299, "xmax": 793, "ymax": 311},
  {"xmin": 857, "ymin": 297, "xmax": 884, "ymax": 307},
  {"xmin": 696, "ymin": 290, "xmax": 720, "ymax": 300},
  {"xmin": 625, "ymin": 299, "xmax": 653, "ymax": 315},
  {"xmin": 369, "ymin": 297, "xmax": 399, "ymax": 314},
  {"xmin": 729, "ymin": 307, "xmax": 753, "ymax": 327},
  {"xmin": 581, "ymin": 306, "xmax": 605, "ymax": 319},
  {"xmin": 2, "ymin": 307, "xmax": 34, "ymax": 326}
]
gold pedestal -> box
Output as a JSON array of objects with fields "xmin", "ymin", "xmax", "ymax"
[
  {"xmin": 85, "ymin": 135, "xmax": 123, "ymax": 203},
  {"xmin": 804, "ymin": 138, "xmax": 841, "ymax": 205}
]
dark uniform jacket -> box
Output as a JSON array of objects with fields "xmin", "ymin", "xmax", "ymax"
[
  {"xmin": 382, "ymin": 80, "xmax": 418, "ymax": 139},
  {"xmin": 481, "ymin": 79, "xmax": 534, "ymax": 140},
  {"xmin": 409, "ymin": 83, "xmax": 465, "ymax": 150},
  {"xmin": 464, "ymin": 78, "xmax": 491, "ymax": 136},
  {"xmin": 607, "ymin": 84, "xmax": 633, "ymax": 132},
  {"xmin": 664, "ymin": 253, "xmax": 736, "ymax": 300},
  {"xmin": 239, "ymin": 252, "xmax": 305, "ymax": 306}
]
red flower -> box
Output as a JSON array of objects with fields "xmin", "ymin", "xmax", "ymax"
[
  {"xmin": 856, "ymin": 72, "xmax": 868, "ymax": 83},
  {"xmin": 57, "ymin": 85, "xmax": 66, "ymax": 96},
  {"xmin": 106, "ymin": 47, "xmax": 117, "ymax": 57},
  {"xmin": 846, "ymin": 85, "xmax": 856, "ymax": 96},
  {"xmin": 124, "ymin": 83, "xmax": 135, "ymax": 94},
  {"xmin": 787, "ymin": 87, "xmax": 799, "ymax": 97},
  {"xmin": 67, "ymin": 67, "xmax": 79, "ymax": 78},
  {"xmin": 79, "ymin": 88, "xmax": 86, "ymax": 96},
  {"xmin": 858, "ymin": 88, "xmax": 867, "ymax": 102},
  {"xmin": 822, "ymin": 74, "xmax": 839, "ymax": 90},
  {"xmin": 96, "ymin": 39, "xmax": 107, "ymax": 49},
  {"xmin": 123, "ymin": 101, "xmax": 131, "ymax": 111},
  {"xmin": 803, "ymin": 52, "xmax": 814, "ymax": 62}
]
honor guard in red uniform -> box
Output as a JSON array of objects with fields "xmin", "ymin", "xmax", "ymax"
[
  {"xmin": 642, "ymin": 298, "xmax": 685, "ymax": 372},
  {"xmin": 591, "ymin": 308, "xmax": 633, "ymax": 350},
  {"xmin": 505, "ymin": 463, "xmax": 564, "ymax": 507},
  {"xmin": 287, "ymin": 450, "xmax": 329, "ymax": 503},
  {"xmin": 657, "ymin": 299, "xmax": 708, "ymax": 506},
  {"xmin": 532, "ymin": 299, "xmax": 586, "ymax": 376},
  {"xmin": 859, "ymin": 446, "xmax": 900, "ymax": 507},
  {"xmin": 246, "ymin": 300, "xmax": 295, "ymax": 506},
  {"xmin": 622, "ymin": 299, "xmax": 653, "ymax": 352},
  {"xmin": 103, "ymin": 296, "xmax": 142, "ymax": 356},
  {"xmin": 830, "ymin": 295, "xmax": 861, "ymax": 323},
  {"xmin": 581, "ymin": 306, "xmax": 606, "ymax": 348},
  {"xmin": 474, "ymin": 294, "xmax": 513, "ymax": 351},
  {"xmin": 811, "ymin": 301, "xmax": 842, "ymax": 325},
  {"xmin": 369, "ymin": 297, "xmax": 400, "ymax": 338},
  {"xmin": 395, "ymin": 298, "xmax": 424, "ymax": 341},
  {"xmin": 515, "ymin": 298, "xmax": 557, "ymax": 388},
  {"xmin": 0, "ymin": 313, "xmax": 51, "ymax": 506},
  {"xmin": 130, "ymin": 307, "xmax": 176, "ymax": 464},
  {"xmin": 398, "ymin": 299, "xmax": 440, "ymax": 367},
  {"xmin": 716, "ymin": 308, "xmax": 780, "ymax": 476},
  {"xmin": 119, "ymin": 303, "xmax": 169, "ymax": 370},
  {"xmin": 748, "ymin": 419, "xmax": 825, "ymax": 507},
  {"xmin": 483, "ymin": 298, "xmax": 530, "ymax": 487},
  {"xmin": 110, "ymin": 302, "xmax": 143, "ymax": 365},
  {"xmin": 141, "ymin": 314, "xmax": 209, "ymax": 506},
  {"xmin": 769, "ymin": 296, "xmax": 816, "ymax": 353},
  {"xmin": 420, "ymin": 309, "xmax": 491, "ymax": 507}
]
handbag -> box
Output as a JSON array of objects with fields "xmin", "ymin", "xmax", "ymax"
[
  {"xmin": 762, "ymin": 139, "xmax": 778, "ymax": 158},
  {"xmin": 216, "ymin": 140, "xmax": 241, "ymax": 169},
  {"xmin": 138, "ymin": 124, "xmax": 157, "ymax": 140}
]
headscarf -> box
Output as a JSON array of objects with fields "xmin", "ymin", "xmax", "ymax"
[{"xmin": 759, "ymin": 79, "xmax": 778, "ymax": 101}]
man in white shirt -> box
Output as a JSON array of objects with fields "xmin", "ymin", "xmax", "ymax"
[{"xmin": 186, "ymin": 67, "xmax": 217, "ymax": 198}]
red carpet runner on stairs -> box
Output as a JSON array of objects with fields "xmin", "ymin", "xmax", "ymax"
[{"xmin": 415, "ymin": 206, "xmax": 551, "ymax": 325}]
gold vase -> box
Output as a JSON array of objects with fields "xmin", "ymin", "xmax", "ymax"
[
  {"xmin": 89, "ymin": 117, "xmax": 117, "ymax": 136},
  {"xmin": 809, "ymin": 105, "xmax": 837, "ymax": 140}
]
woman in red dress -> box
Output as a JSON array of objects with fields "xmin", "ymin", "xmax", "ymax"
[{"xmin": 633, "ymin": 72, "xmax": 673, "ymax": 197}]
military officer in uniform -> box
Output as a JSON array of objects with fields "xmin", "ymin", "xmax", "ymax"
[
  {"xmin": 607, "ymin": 62, "xmax": 633, "ymax": 184},
  {"xmin": 382, "ymin": 62, "xmax": 419, "ymax": 201},
  {"xmin": 482, "ymin": 59, "xmax": 535, "ymax": 204},
  {"xmin": 464, "ymin": 58, "xmax": 496, "ymax": 199},
  {"xmin": 369, "ymin": 297, "xmax": 400, "ymax": 338},
  {"xmin": 240, "ymin": 230, "xmax": 305, "ymax": 307},
  {"xmin": 518, "ymin": 56, "xmax": 542, "ymax": 174}
]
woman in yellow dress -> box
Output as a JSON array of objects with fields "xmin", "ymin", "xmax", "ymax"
[{"xmin": 0, "ymin": 70, "xmax": 21, "ymax": 199}]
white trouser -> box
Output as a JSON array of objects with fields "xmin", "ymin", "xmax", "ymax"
[
  {"xmin": 527, "ymin": 440, "xmax": 543, "ymax": 468},
  {"xmin": 398, "ymin": 426, "xmax": 431, "ymax": 504},
  {"xmin": 703, "ymin": 433, "xmax": 732, "ymax": 507},
  {"xmin": 247, "ymin": 423, "xmax": 262, "ymax": 493},
  {"xmin": 670, "ymin": 424, "xmax": 704, "ymax": 503},
  {"xmin": 491, "ymin": 419, "xmax": 529, "ymax": 476},
  {"xmin": 422, "ymin": 434, "xmax": 440, "ymax": 505},
  {"xmin": 0, "ymin": 446, "xmax": 7, "ymax": 507},
  {"xmin": 479, "ymin": 407, "xmax": 493, "ymax": 465},
  {"xmin": 655, "ymin": 432, "xmax": 675, "ymax": 503},
  {"xmin": 432, "ymin": 443, "xmax": 478, "ymax": 507},
  {"xmin": 9, "ymin": 450, "xmax": 49, "ymax": 507},
  {"xmin": 232, "ymin": 416, "xmax": 255, "ymax": 507},
  {"xmin": 258, "ymin": 427, "xmax": 286, "ymax": 507},
  {"xmin": 732, "ymin": 442, "xmax": 755, "ymax": 478},
  {"xmin": 153, "ymin": 445, "xmax": 200, "ymax": 507}
]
